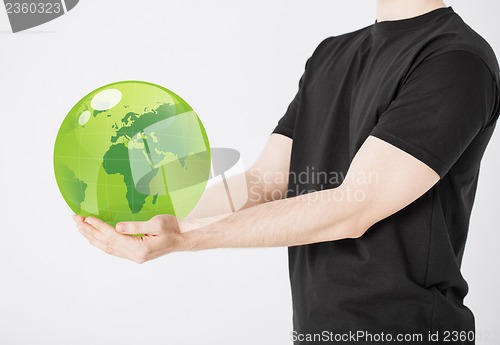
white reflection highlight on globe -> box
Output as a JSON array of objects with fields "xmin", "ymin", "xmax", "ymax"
[
  {"xmin": 78, "ymin": 110, "xmax": 91, "ymax": 125},
  {"xmin": 90, "ymin": 89, "xmax": 122, "ymax": 111}
]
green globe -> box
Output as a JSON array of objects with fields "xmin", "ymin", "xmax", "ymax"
[{"xmin": 54, "ymin": 81, "xmax": 211, "ymax": 226}]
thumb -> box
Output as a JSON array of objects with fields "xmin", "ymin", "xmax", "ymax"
[{"xmin": 116, "ymin": 221, "xmax": 149, "ymax": 236}]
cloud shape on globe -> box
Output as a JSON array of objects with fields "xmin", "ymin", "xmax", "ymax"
[{"xmin": 54, "ymin": 81, "xmax": 211, "ymax": 226}]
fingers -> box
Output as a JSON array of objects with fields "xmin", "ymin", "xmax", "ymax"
[
  {"xmin": 77, "ymin": 221, "xmax": 110, "ymax": 249},
  {"xmin": 76, "ymin": 220, "xmax": 149, "ymax": 263},
  {"xmin": 77, "ymin": 221, "xmax": 143, "ymax": 262},
  {"xmin": 73, "ymin": 215, "xmax": 121, "ymax": 238},
  {"xmin": 85, "ymin": 216, "xmax": 117, "ymax": 236},
  {"xmin": 116, "ymin": 221, "xmax": 148, "ymax": 235},
  {"xmin": 117, "ymin": 214, "xmax": 178, "ymax": 236},
  {"xmin": 71, "ymin": 215, "xmax": 176, "ymax": 264},
  {"xmin": 74, "ymin": 215, "xmax": 134, "ymax": 251},
  {"xmin": 72, "ymin": 214, "xmax": 85, "ymax": 223}
]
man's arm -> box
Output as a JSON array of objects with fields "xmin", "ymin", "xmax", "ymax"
[
  {"xmin": 75, "ymin": 135, "xmax": 439, "ymax": 263},
  {"xmin": 182, "ymin": 135, "xmax": 439, "ymax": 249}
]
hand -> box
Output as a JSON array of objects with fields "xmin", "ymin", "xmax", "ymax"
[{"xmin": 73, "ymin": 214, "xmax": 185, "ymax": 264}]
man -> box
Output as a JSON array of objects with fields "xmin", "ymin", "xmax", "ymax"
[{"xmin": 74, "ymin": 0, "xmax": 500, "ymax": 343}]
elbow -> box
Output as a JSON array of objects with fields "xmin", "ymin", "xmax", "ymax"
[
  {"xmin": 349, "ymin": 227, "xmax": 367, "ymax": 239},
  {"xmin": 345, "ymin": 216, "xmax": 372, "ymax": 239},
  {"xmin": 311, "ymin": 215, "xmax": 371, "ymax": 244}
]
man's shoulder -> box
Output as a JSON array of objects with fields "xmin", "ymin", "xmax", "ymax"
[
  {"xmin": 426, "ymin": 13, "xmax": 499, "ymax": 80},
  {"xmin": 461, "ymin": 23, "xmax": 499, "ymax": 81}
]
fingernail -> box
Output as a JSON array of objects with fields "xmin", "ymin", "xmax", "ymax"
[{"xmin": 116, "ymin": 223, "xmax": 124, "ymax": 233}]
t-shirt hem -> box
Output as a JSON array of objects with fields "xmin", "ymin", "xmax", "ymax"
[{"xmin": 370, "ymin": 127, "xmax": 448, "ymax": 178}]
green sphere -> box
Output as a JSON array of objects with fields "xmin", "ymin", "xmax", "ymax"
[{"xmin": 54, "ymin": 81, "xmax": 211, "ymax": 226}]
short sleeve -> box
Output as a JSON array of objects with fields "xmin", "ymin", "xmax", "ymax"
[
  {"xmin": 370, "ymin": 51, "xmax": 499, "ymax": 178},
  {"xmin": 272, "ymin": 58, "xmax": 311, "ymax": 139}
]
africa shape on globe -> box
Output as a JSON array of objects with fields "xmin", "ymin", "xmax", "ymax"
[{"xmin": 54, "ymin": 81, "xmax": 211, "ymax": 226}]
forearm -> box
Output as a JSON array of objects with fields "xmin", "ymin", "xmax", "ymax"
[
  {"xmin": 178, "ymin": 136, "xmax": 440, "ymax": 252},
  {"xmin": 185, "ymin": 168, "xmax": 286, "ymax": 220},
  {"xmin": 184, "ymin": 172, "xmax": 246, "ymax": 220},
  {"xmin": 179, "ymin": 213, "xmax": 231, "ymax": 232},
  {"xmin": 180, "ymin": 186, "xmax": 364, "ymax": 251}
]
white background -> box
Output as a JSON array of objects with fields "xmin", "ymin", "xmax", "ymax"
[{"xmin": 1, "ymin": 1, "xmax": 499, "ymax": 344}]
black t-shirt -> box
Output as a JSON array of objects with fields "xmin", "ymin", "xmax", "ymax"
[{"xmin": 273, "ymin": 7, "xmax": 500, "ymax": 344}]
